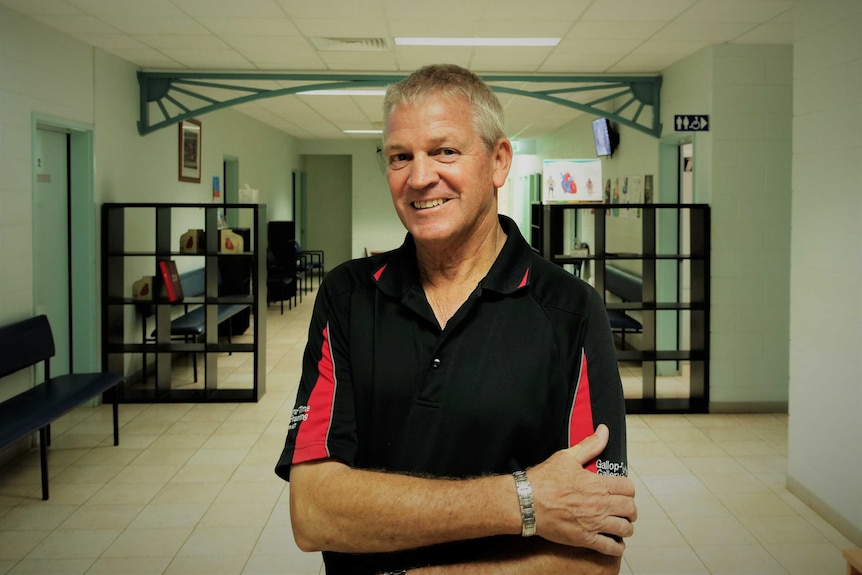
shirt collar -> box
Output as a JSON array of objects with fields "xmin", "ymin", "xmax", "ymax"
[{"xmin": 372, "ymin": 214, "xmax": 533, "ymax": 298}]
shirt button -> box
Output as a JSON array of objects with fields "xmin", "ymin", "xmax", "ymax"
[{"xmin": 431, "ymin": 358, "xmax": 441, "ymax": 370}]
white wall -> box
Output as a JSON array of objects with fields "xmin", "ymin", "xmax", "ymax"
[{"xmin": 787, "ymin": 0, "xmax": 862, "ymax": 546}]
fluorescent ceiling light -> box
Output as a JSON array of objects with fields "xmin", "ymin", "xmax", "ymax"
[
  {"xmin": 299, "ymin": 89, "xmax": 386, "ymax": 96},
  {"xmin": 343, "ymin": 130, "xmax": 383, "ymax": 134},
  {"xmin": 394, "ymin": 37, "xmax": 559, "ymax": 47}
]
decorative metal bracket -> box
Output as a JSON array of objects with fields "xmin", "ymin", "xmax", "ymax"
[{"xmin": 137, "ymin": 72, "xmax": 662, "ymax": 138}]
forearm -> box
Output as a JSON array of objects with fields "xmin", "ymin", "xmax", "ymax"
[
  {"xmin": 290, "ymin": 459, "xmax": 521, "ymax": 553},
  {"xmin": 410, "ymin": 539, "xmax": 622, "ymax": 575}
]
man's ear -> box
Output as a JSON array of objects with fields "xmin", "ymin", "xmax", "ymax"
[{"xmin": 492, "ymin": 138, "xmax": 514, "ymax": 189}]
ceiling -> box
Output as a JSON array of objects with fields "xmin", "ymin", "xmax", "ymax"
[{"xmin": 0, "ymin": 0, "xmax": 795, "ymax": 140}]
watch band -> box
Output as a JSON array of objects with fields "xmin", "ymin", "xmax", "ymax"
[{"xmin": 513, "ymin": 469, "xmax": 537, "ymax": 537}]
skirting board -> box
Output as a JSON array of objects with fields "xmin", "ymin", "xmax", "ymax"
[
  {"xmin": 787, "ymin": 475, "xmax": 862, "ymax": 547},
  {"xmin": 708, "ymin": 401, "xmax": 788, "ymax": 413}
]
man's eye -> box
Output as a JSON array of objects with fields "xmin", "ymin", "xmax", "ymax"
[
  {"xmin": 388, "ymin": 153, "xmax": 410, "ymax": 169},
  {"xmin": 434, "ymin": 149, "xmax": 460, "ymax": 163}
]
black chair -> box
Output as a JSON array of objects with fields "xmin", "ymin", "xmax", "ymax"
[
  {"xmin": 294, "ymin": 241, "xmax": 325, "ymax": 287},
  {"xmin": 266, "ymin": 248, "xmax": 297, "ymax": 313}
]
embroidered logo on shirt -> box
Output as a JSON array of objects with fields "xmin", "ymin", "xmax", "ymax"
[
  {"xmin": 289, "ymin": 405, "xmax": 310, "ymax": 430},
  {"xmin": 596, "ymin": 458, "xmax": 628, "ymax": 477}
]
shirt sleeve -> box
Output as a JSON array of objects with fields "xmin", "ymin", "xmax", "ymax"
[
  {"xmin": 567, "ymin": 284, "xmax": 629, "ymax": 477},
  {"xmin": 274, "ymin": 279, "xmax": 359, "ymax": 481}
]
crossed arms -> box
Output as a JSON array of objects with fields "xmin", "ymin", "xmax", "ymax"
[{"xmin": 289, "ymin": 424, "xmax": 637, "ymax": 574}]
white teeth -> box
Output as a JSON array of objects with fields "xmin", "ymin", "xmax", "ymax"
[{"xmin": 413, "ymin": 199, "xmax": 447, "ymax": 209}]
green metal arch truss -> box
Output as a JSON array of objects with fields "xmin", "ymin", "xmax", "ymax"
[{"xmin": 137, "ymin": 71, "xmax": 662, "ymax": 138}]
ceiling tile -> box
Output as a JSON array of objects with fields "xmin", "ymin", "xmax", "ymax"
[
  {"xmin": 474, "ymin": 19, "xmax": 576, "ymax": 37},
  {"xmin": 470, "ymin": 46, "xmax": 556, "ymax": 72},
  {"xmin": 481, "ymin": 0, "xmax": 591, "ymax": 21},
  {"xmin": 67, "ymin": 0, "xmax": 183, "ymax": 16},
  {"xmin": 393, "ymin": 47, "xmax": 473, "ymax": 72},
  {"xmin": 582, "ymin": 0, "xmax": 698, "ymax": 21},
  {"xmin": 277, "ymin": 0, "xmax": 386, "ymax": 20},
  {"xmin": 316, "ymin": 51, "xmax": 399, "ymax": 72},
  {"xmin": 382, "ymin": 0, "xmax": 485, "ymax": 21},
  {"xmin": 106, "ymin": 47, "xmax": 181, "ymax": 68},
  {"xmin": 76, "ymin": 33, "xmax": 152, "ymax": 51},
  {"xmin": 565, "ymin": 20, "xmax": 666, "ymax": 40},
  {"xmin": 160, "ymin": 49, "xmax": 254, "ymax": 69},
  {"xmin": 678, "ymin": 0, "xmax": 795, "ymax": 23},
  {"xmin": 387, "ymin": 19, "xmax": 487, "ymax": 37},
  {"xmin": 31, "ymin": 14, "xmax": 121, "ymax": 35},
  {"xmin": 554, "ymin": 37, "xmax": 643, "ymax": 55},
  {"xmin": 99, "ymin": 14, "xmax": 211, "ymax": 35},
  {"xmin": 734, "ymin": 22, "xmax": 795, "ymax": 44},
  {"xmin": 291, "ymin": 18, "xmax": 389, "ymax": 38},
  {"xmin": 0, "ymin": 0, "xmax": 83, "ymax": 16},
  {"xmin": 539, "ymin": 53, "xmax": 625, "ymax": 74},
  {"xmin": 134, "ymin": 34, "xmax": 232, "ymax": 51},
  {"xmin": 170, "ymin": 0, "xmax": 286, "ymax": 19},
  {"xmin": 196, "ymin": 18, "xmax": 301, "ymax": 36},
  {"xmin": 653, "ymin": 21, "xmax": 757, "ymax": 42}
]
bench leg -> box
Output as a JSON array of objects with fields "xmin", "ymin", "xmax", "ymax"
[
  {"xmin": 39, "ymin": 427, "xmax": 49, "ymax": 500},
  {"xmin": 113, "ymin": 388, "xmax": 120, "ymax": 446}
]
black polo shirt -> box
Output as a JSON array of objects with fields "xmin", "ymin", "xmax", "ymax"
[{"xmin": 275, "ymin": 215, "xmax": 627, "ymax": 573}]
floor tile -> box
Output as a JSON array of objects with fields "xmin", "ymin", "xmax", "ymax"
[{"xmin": 693, "ymin": 544, "xmax": 788, "ymax": 574}]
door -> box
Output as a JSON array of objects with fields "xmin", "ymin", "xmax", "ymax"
[{"xmin": 33, "ymin": 128, "xmax": 71, "ymax": 376}]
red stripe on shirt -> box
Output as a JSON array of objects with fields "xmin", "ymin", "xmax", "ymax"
[
  {"xmin": 569, "ymin": 350, "xmax": 597, "ymax": 473},
  {"xmin": 518, "ymin": 267, "xmax": 529, "ymax": 288},
  {"xmin": 292, "ymin": 325, "xmax": 336, "ymax": 464},
  {"xmin": 373, "ymin": 264, "xmax": 387, "ymax": 282}
]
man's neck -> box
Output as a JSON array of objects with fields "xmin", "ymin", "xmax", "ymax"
[
  {"xmin": 416, "ymin": 218, "xmax": 506, "ymax": 289},
  {"xmin": 415, "ymin": 217, "xmax": 507, "ymax": 329}
]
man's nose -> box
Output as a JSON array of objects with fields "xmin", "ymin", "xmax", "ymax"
[{"xmin": 407, "ymin": 154, "xmax": 439, "ymax": 189}]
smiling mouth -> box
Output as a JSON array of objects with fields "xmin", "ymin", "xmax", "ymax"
[{"xmin": 412, "ymin": 199, "xmax": 449, "ymax": 210}]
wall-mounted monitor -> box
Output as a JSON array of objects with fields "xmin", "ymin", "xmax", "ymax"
[{"xmin": 592, "ymin": 117, "xmax": 619, "ymax": 157}]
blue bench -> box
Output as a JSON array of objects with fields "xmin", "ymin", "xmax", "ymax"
[
  {"xmin": 0, "ymin": 315, "xmax": 123, "ymax": 500},
  {"xmin": 605, "ymin": 266, "xmax": 643, "ymax": 349},
  {"xmin": 147, "ymin": 267, "xmax": 249, "ymax": 382}
]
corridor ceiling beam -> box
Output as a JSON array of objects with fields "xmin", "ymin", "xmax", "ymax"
[{"xmin": 137, "ymin": 72, "xmax": 662, "ymax": 139}]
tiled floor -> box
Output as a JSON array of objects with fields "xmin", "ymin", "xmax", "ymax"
[{"xmin": 0, "ymin": 287, "xmax": 855, "ymax": 574}]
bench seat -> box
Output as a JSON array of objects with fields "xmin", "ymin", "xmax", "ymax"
[
  {"xmin": 168, "ymin": 302, "xmax": 250, "ymax": 337},
  {"xmin": 146, "ymin": 267, "xmax": 250, "ymax": 383},
  {"xmin": 0, "ymin": 315, "xmax": 123, "ymax": 500},
  {"xmin": 0, "ymin": 372, "xmax": 121, "ymax": 449},
  {"xmin": 605, "ymin": 266, "xmax": 644, "ymax": 349}
]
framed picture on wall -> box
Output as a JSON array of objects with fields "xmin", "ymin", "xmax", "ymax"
[{"xmin": 178, "ymin": 119, "xmax": 202, "ymax": 183}]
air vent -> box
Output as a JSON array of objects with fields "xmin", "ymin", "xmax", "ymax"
[{"xmin": 311, "ymin": 37, "xmax": 389, "ymax": 51}]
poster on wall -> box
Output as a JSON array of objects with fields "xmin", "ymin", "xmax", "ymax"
[
  {"xmin": 542, "ymin": 159, "xmax": 602, "ymax": 204},
  {"xmin": 624, "ymin": 177, "xmax": 643, "ymax": 218}
]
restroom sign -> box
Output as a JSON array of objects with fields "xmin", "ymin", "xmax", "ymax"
[{"xmin": 674, "ymin": 115, "xmax": 709, "ymax": 131}]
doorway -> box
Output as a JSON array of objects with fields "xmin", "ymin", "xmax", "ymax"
[{"xmin": 32, "ymin": 117, "xmax": 97, "ymax": 374}]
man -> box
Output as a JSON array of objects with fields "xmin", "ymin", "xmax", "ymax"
[{"xmin": 275, "ymin": 64, "xmax": 636, "ymax": 574}]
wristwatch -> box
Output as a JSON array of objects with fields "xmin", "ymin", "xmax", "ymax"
[{"xmin": 513, "ymin": 469, "xmax": 537, "ymax": 537}]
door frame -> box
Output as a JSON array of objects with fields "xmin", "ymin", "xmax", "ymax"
[{"xmin": 32, "ymin": 114, "xmax": 98, "ymax": 372}]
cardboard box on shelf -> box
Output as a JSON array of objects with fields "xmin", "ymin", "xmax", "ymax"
[
  {"xmin": 132, "ymin": 276, "xmax": 153, "ymax": 300},
  {"xmin": 180, "ymin": 229, "xmax": 205, "ymax": 253},
  {"xmin": 219, "ymin": 229, "xmax": 244, "ymax": 253}
]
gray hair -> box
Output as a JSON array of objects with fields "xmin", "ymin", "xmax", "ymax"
[{"xmin": 383, "ymin": 64, "xmax": 506, "ymax": 152}]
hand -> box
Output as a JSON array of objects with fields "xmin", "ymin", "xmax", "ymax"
[{"xmin": 526, "ymin": 424, "xmax": 637, "ymax": 555}]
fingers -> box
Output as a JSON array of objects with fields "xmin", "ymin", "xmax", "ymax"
[{"xmin": 569, "ymin": 423, "xmax": 610, "ymax": 466}]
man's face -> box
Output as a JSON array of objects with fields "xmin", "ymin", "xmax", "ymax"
[{"xmin": 383, "ymin": 95, "xmax": 511, "ymax": 248}]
